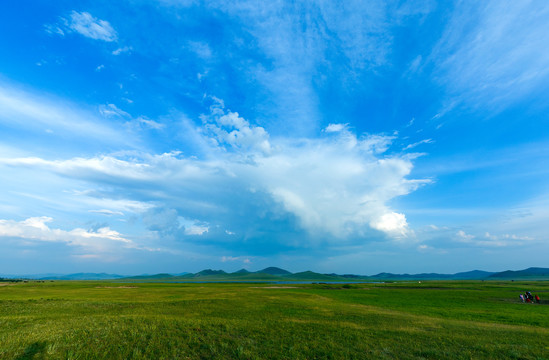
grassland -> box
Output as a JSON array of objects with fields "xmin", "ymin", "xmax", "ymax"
[{"xmin": 1, "ymin": 280, "xmax": 548, "ymax": 359}]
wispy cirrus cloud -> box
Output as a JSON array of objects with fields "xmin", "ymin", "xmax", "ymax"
[
  {"xmin": 65, "ymin": 11, "xmax": 118, "ymax": 42},
  {"xmin": 99, "ymin": 104, "xmax": 166, "ymax": 131},
  {"xmin": 431, "ymin": 1, "xmax": 549, "ymax": 111},
  {"xmin": 45, "ymin": 11, "xmax": 118, "ymax": 43},
  {"xmin": 0, "ymin": 82, "xmax": 134, "ymax": 148},
  {"xmin": 99, "ymin": 103, "xmax": 131, "ymax": 118},
  {"xmin": 88, "ymin": 209, "xmax": 125, "ymax": 217},
  {"xmin": 44, "ymin": 23, "xmax": 65, "ymax": 36},
  {"xmin": 161, "ymin": 1, "xmax": 434, "ymax": 136},
  {"xmin": 124, "ymin": 117, "xmax": 166, "ymax": 131},
  {"xmin": 403, "ymin": 138, "xmax": 433, "ymax": 151}
]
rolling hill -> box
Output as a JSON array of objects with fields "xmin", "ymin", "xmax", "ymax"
[
  {"xmin": 488, "ymin": 267, "xmax": 549, "ymax": 280},
  {"xmin": 256, "ymin": 267, "xmax": 292, "ymax": 275},
  {"xmin": 5, "ymin": 267, "xmax": 548, "ymax": 282}
]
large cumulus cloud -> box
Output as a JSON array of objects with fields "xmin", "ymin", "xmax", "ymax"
[{"xmin": 1, "ymin": 100, "xmax": 427, "ymax": 247}]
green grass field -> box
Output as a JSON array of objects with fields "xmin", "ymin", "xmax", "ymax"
[{"xmin": 1, "ymin": 281, "xmax": 548, "ymax": 359}]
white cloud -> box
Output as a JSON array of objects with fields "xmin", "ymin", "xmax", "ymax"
[
  {"xmin": 359, "ymin": 134, "xmax": 396, "ymax": 154},
  {"xmin": 88, "ymin": 209, "xmax": 125, "ymax": 216},
  {"xmin": 251, "ymin": 130, "xmax": 426, "ymax": 239},
  {"xmin": 370, "ymin": 212, "xmax": 410, "ymax": 238},
  {"xmin": 112, "ymin": 46, "xmax": 132, "ymax": 55},
  {"xmin": 0, "ymin": 217, "xmax": 131, "ymax": 252},
  {"xmin": 484, "ymin": 232, "xmax": 533, "ymax": 243},
  {"xmin": 127, "ymin": 117, "xmax": 166, "ymax": 130},
  {"xmin": 417, "ymin": 244, "xmax": 430, "ymax": 252},
  {"xmin": 0, "ymin": 82, "xmax": 132, "ymax": 146},
  {"xmin": 177, "ymin": 217, "xmax": 209, "ymax": 236},
  {"xmin": 72, "ymin": 193, "xmax": 154, "ymax": 214},
  {"xmin": 201, "ymin": 98, "xmax": 271, "ymax": 155},
  {"xmin": 184, "ymin": 224, "xmax": 209, "ymax": 236},
  {"xmin": 455, "ymin": 229, "xmax": 535, "ymax": 248},
  {"xmin": 99, "ymin": 103, "xmax": 130, "ymax": 118},
  {"xmin": 0, "ymin": 104, "xmax": 428, "ymax": 242},
  {"xmin": 403, "ymin": 139, "xmax": 433, "ymax": 151},
  {"xmin": 44, "ymin": 24, "xmax": 65, "ymax": 36},
  {"xmin": 456, "ymin": 230, "xmax": 475, "ymax": 241},
  {"xmin": 221, "ymin": 256, "xmax": 251, "ymax": 264},
  {"xmin": 71, "ymin": 226, "xmax": 130, "ymax": 243},
  {"xmin": 324, "ymin": 123, "xmax": 348, "ymax": 133},
  {"xmin": 67, "ymin": 11, "xmax": 118, "ymax": 42},
  {"xmin": 99, "ymin": 105, "xmax": 165, "ymax": 131},
  {"xmin": 0, "ymin": 152, "xmax": 209, "ymax": 183}
]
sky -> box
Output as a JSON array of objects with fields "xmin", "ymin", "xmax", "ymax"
[{"xmin": 0, "ymin": 0, "xmax": 548, "ymax": 276}]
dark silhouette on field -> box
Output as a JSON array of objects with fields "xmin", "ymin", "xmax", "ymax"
[{"xmin": 15, "ymin": 341, "xmax": 46, "ymax": 360}]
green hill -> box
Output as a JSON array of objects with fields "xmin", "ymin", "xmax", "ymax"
[
  {"xmin": 173, "ymin": 270, "xmax": 286, "ymax": 282},
  {"xmin": 195, "ymin": 269, "xmax": 227, "ymax": 277},
  {"xmin": 39, "ymin": 273, "xmax": 125, "ymax": 280},
  {"xmin": 233, "ymin": 269, "xmax": 251, "ymax": 274},
  {"xmin": 452, "ymin": 270, "xmax": 495, "ymax": 280},
  {"xmin": 113, "ymin": 266, "xmax": 549, "ymax": 283},
  {"xmin": 256, "ymin": 267, "xmax": 292, "ymax": 275},
  {"xmin": 489, "ymin": 267, "xmax": 549, "ymax": 280},
  {"xmin": 124, "ymin": 273, "xmax": 175, "ymax": 280}
]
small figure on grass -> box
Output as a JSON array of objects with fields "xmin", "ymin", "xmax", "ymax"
[
  {"xmin": 535, "ymin": 294, "xmax": 541, "ymax": 304},
  {"xmin": 519, "ymin": 294, "xmax": 525, "ymax": 303}
]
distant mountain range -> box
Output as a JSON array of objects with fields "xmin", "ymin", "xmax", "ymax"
[{"xmin": 2, "ymin": 267, "xmax": 548, "ymax": 281}]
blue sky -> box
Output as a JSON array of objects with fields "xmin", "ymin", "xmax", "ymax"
[{"xmin": 1, "ymin": 0, "xmax": 548, "ymax": 275}]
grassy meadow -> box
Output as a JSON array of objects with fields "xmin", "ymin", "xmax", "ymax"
[{"xmin": 1, "ymin": 280, "xmax": 548, "ymax": 359}]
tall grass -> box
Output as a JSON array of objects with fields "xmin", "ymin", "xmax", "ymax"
[{"xmin": 1, "ymin": 281, "xmax": 548, "ymax": 359}]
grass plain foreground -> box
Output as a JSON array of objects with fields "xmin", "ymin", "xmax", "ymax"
[{"xmin": 0, "ymin": 280, "xmax": 548, "ymax": 359}]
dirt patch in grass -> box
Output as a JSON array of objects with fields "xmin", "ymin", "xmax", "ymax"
[
  {"xmin": 250, "ymin": 286, "xmax": 298, "ymax": 289},
  {"xmin": 95, "ymin": 286, "xmax": 139, "ymax": 289}
]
